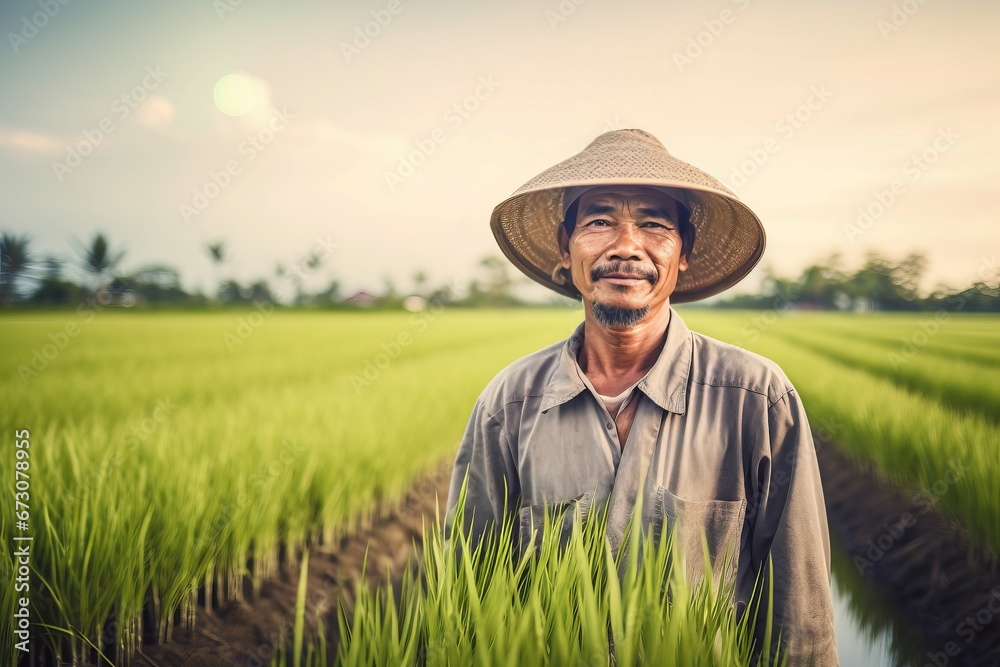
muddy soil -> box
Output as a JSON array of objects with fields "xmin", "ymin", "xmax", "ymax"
[{"xmin": 136, "ymin": 461, "xmax": 454, "ymax": 667}]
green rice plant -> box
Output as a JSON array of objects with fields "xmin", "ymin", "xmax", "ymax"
[
  {"xmin": 294, "ymin": 547, "xmax": 309, "ymax": 667},
  {"xmin": 336, "ymin": 481, "xmax": 781, "ymax": 666},
  {"xmin": 270, "ymin": 610, "xmax": 328, "ymax": 667},
  {"xmin": 768, "ymin": 328, "xmax": 1000, "ymax": 421},
  {"xmin": 0, "ymin": 310, "xmax": 582, "ymax": 661},
  {"xmin": 2, "ymin": 308, "xmax": 997, "ymax": 662},
  {"xmin": 794, "ymin": 325, "xmax": 1000, "ymax": 368},
  {"xmin": 767, "ymin": 312, "xmax": 999, "ymax": 338},
  {"xmin": 28, "ymin": 421, "xmax": 155, "ymax": 663},
  {"xmin": 0, "ymin": 508, "xmax": 18, "ymax": 666},
  {"xmin": 748, "ymin": 312, "xmax": 1000, "ymax": 364}
]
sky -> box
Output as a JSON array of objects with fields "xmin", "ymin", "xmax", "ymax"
[{"xmin": 1, "ymin": 0, "xmax": 997, "ymax": 302}]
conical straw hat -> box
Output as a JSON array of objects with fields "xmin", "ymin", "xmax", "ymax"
[{"xmin": 489, "ymin": 129, "xmax": 765, "ymax": 303}]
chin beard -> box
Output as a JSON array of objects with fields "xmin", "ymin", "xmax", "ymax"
[{"xmin": 591, "ymin": 302, "xmax": 650, "ymax": 328}]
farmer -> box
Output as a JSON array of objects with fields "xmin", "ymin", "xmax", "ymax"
[{"xmin": 444, "ymin": 128, "xmax": 838, "ymax": 665}]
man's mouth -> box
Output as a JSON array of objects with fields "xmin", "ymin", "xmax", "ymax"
[
  {"xmin": 590, "ymin": 262, "xmax": 657, "ymax": 286},
  {"xmin": 600, "ymin": 273, "xmax": 646, "ymax": 285}
]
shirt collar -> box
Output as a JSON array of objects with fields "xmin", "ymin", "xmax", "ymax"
[{"xmin": 540, "ymin": 305, "xmax": 693, "ymax": 415}]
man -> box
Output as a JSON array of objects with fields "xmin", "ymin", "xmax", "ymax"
[{"xmin": 445, "ymin": 128, "xmax": 838, "ymax": 665}]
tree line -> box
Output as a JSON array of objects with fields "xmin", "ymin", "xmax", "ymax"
[
  {"xmin": 0, "ymin": 231, "xmax": 550, "ymax": 309},
  {"xmin": 1, "ymin": 232, "xmax": 996, "ymax": 311},
  {"xmin": 712, "ymin": 251, "xmax": 999, "ymax": 312}
]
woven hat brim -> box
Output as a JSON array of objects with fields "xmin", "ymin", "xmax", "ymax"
[{"xmin": 490, "ymin": 179, "xmax": 766, "ymax": 303}]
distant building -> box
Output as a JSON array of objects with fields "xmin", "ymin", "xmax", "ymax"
[
  {"xmin": 342, "ymin": 290, "xmax": 379, "ymax": 307},
  {"xmin": 852, "ymin": 297, "xmax": 877, "ymax": 312}
]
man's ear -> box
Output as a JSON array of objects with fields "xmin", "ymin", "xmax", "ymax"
[
  {"xmin": 557, "ymin": 224, "xmax": 572, "ymax": 268},
  {"xmin": 678, "ymin": 253, "xmax": 689, "ymax": 273}
]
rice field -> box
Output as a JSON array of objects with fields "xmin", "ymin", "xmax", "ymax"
[
  {"xmin": 335, "ymin": 489, "xmax": 777, "ymax": 667},
  {"xmin": 1, "ymin": 307, "xmax": 997, "ymax": 665}
]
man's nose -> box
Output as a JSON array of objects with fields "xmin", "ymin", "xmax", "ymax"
[{"xmin": 606, "ymin": 221, "xmax": 645, "ymax": 261}]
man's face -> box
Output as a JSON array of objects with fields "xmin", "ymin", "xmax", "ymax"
[{"xmin": 557, "ymin": 185, "xmax": 689, "ymax": 319}]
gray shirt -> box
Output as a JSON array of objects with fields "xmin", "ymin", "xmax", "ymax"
[{"xmin": 445, "ymin": 306, "xmax": 838, "ymax": 666}]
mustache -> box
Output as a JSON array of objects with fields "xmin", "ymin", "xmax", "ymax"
[{"xmin": 590, "ymin": 261, "xmax": 657, "ymax": 284}]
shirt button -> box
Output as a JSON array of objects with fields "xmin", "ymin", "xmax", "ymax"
[{"xmin": 606, "ymin": 422, "xmax": 613, "ymax": 429}]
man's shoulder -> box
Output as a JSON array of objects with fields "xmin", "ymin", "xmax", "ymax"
[
  {"xmin": 475, "ymin": 337, "xmax": 566, "ymax": 415},
  {"xmin": 688, "ymin": 330, "xmax": 794, "ymax": 406}
]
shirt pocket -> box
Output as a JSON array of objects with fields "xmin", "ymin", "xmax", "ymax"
[
  {"xmin": 652, "ymin": 485, "xmax": 746, "ymax": 588},
  {"xmin": 518, "ymin": 491, "xmax": 594, "ymax": 554}
]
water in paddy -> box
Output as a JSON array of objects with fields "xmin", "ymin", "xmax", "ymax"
[{"xmin": 830, "ymin": 535, "xmax": 934, "ymax": 667}]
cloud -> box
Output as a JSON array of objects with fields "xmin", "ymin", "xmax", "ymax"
[
  {"xmin": 133, "ymin": 95, "xmax": 176, "ymax": 131},
  {"xmin": 209, "ymin": 72, "xmax": 404, "ymax": 153},
  {"xmin": 0, "ymin": 128, "xmax": 63, "ymax": 155}
]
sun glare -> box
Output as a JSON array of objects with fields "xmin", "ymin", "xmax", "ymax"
[{"xmin": 213, "ymin": 72, "xmax": 268, "ymax": 117}]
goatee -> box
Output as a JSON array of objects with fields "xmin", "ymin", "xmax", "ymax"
[{"xmin": 591, "ymin": 302, "xmax": 650, "ymax": 328}]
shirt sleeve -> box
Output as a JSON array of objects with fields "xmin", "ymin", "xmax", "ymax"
[
  {"xmin": 748, "ymin": 388, "xmax": 839, "ymax": 667},
  {"xmin": 443, "ymin": 394, "xmax": 520, "ymax": 552}
]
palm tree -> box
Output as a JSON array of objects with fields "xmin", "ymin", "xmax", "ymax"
[
  {"xmin": 479, "ymin": 255, "xmax": 515, "ymax": 305},
  {"xmin": 0, "ymin": 232, "xmax": 33, "ymax": 305},
  {"xmin": 412, "ymin": 270, "xmax": 428, "ymax": 297},
  {"xmin": 207, "ymin": 241, "xmax": 226, "ymax": 265},
  {"xmin": 72, "ymin": 232, "xmax": 125, "ymax": 293},
  {"xmin": 206, "ymin": 241, "xmax": 227, "ymax": 301}
]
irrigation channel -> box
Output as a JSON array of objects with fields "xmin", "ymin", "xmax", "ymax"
[{"xmin": 72, "ymin": 440, "xmax": 1000, "ymax": 666}]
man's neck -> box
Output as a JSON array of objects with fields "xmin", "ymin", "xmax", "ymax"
[{"xmin": 577, "ymin": 303, "xmax": 671, "ymax": 392}]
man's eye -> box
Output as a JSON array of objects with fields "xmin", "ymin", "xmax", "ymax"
[
  {"xmin": 587, "ymin": 219, "xmax": 610, "ymax": 227},
  {"xmin": 643, "ymin": 221, "xmax": 674, "ymax": 230}
]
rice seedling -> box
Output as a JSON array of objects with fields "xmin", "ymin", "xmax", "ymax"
[
  {"xmin": 336, "ymin": 482, "xmax": 782, "ymax": 666},
  {"xmin": 294, "ymin": 547, "xmax": 310, "ymax": 667}
]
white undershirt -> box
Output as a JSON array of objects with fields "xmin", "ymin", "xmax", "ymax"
[{"xmin": 596, "ymin": 378, "xmax": 643, "ymax": 419}]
